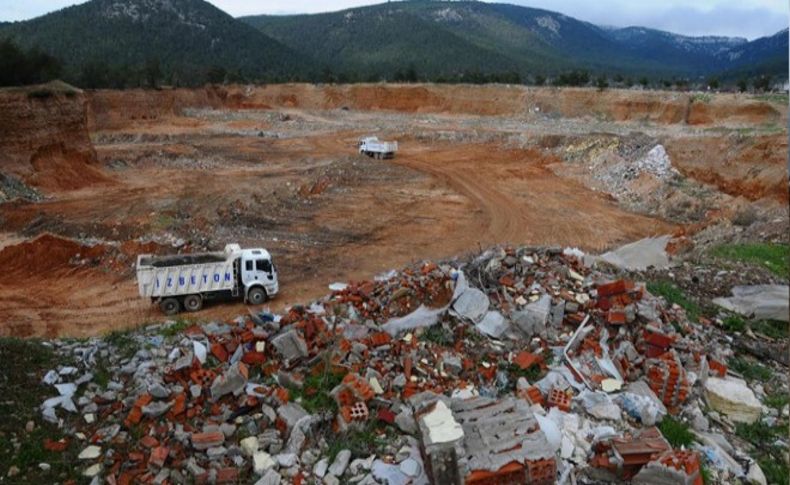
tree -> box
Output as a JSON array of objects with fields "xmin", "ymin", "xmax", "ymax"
[
  {"xmin": 707, "ymin": 77, "xmax": 719, "ymax": 90},
  {"xmin": 404, "ymin": 64, "xmax": 418, "ymax": 83},
  {"xmin": 753, "ymin": 75, "xmax": 771, "ymax": 92},
  {"xmin": 533, "ymin": 74, "xmax": 546, "ymax": 86},
  {"xmin": 0, "ymin": 38, "xmax": 61, "ymax": 87},
  {"xmin": 595, "ymin": 75, "xmax": 608, "ymax": 91},
  {"xmin": 737, "ymin": 78, "xmax": 748, "ymax": 93},
  {"xmin": 639, "ymin": 77, "xmax": 649, "ymax": 88},
  {"xmin": 145, "ymin": 57, "xmax": 162, "ymax": 88},
  {"xmin": 206, "ymin": 66, "xmax": 227, "ymax": 84},
  {"xmin": 78, "ymin": 62, "xmax": 109, "ymax": 89}
]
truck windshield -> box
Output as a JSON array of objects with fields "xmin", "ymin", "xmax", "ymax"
[{"xmin": 256, "ymin": 259, "xmax": 272, "ymax": 273}]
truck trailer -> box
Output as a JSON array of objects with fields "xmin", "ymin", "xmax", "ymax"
[
  {"xmin": 358, "ymin": 136, "xmax": 398, "ymax": 159},
  {"xmin": 136, "ymin": 244, "xmax": 278, "ymax": 315}
]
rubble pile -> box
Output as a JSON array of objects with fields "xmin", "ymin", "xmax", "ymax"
[{"xmin": 33, "ymin": 246, "xmax": 786, "ymax": 484}]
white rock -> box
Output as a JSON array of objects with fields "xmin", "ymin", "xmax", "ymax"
[
  {"xmin": 313, "ymin": 458, "xmax": 329, "ymax": 478},
  {"xmin": 705, "ymin": 377, "xmax": 762, "ymax": 424},
  {"xmin": 399, "ymin": 458, "xmax": 421, "ymax": 477},
  {"xmin": 83, "ymin": 463, "xmax": 102, "ymax": 477},
  {"xmin": 253, "ymin": 451, "xmax": 276, "ymax": 475},
  {"xmin": 328, "ymin": 449, "xmax": 351, "ymax": 477},
  {"xmin": 78, "ymin": 445, "xmax": 102, "ymax": 460},
  {"xmin": 419, "ymin": 401, "xmax": 464, "ymax": 445},
  {"xmin": 240, "ymin": 436, "xmax": 259, "ymax": 457},
  {"xmin": 746, "ymin": 461, "xmax": 767, "ymax": 485}
]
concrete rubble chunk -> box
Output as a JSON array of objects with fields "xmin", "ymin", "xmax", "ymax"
[
  {"xmin": 254, "ymin": 468, "xmax": 281, "ymax": 485},
  {"xmin": 451, "ymin": 287, "xmax": 489, "ymax": 323},
  {"xmin": 475, "ymin": 310, "xmax": 509, "ymax": 338},
  {"xmin": 271, "ymin": 329, "xmax": 309, "ymax": 361},
  {"xmin": 713, "ymin": 285, "xmax": 789, "ymax": 323},
  {"xmin": 210, "ymin": 362, "xmax": 247, "ymax": 400},
  {"xmin": 328, "ymin": 449, "xmax": 351, "ymax": 477},
  {"xmin": 704, "ymin": 377, "xmax": 762, "ymax": 423},
  {"xmin": 512, "ymin": 294, "xmax": 551, "ymax": 337},
  {"xmin": 277, "ymin": 402, "xmax": 308, "ymax": 431},
  {"xmin": 599, "ymin": 235, "xmax": 671, "ymax": 271}
]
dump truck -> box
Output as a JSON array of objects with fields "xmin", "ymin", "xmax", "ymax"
[
  {"xmin": 358, "ymin": 136, "xmax": 398, "ymax": 159},
  {"xmin": 136, "ymin": 244, "xmax": 278, "ymax": 315}
]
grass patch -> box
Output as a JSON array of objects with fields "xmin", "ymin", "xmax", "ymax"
[
  {"xmin": 160, "ymin": 318, "xmax": 192, "ymax": 338},
  {"xmin": 722, "ymin": 314, "xmax": 746, "ymax": 332},
  {"xmin": 751, "ymin": 319, "xmax": 788, "ymax": 339},
  {"xmin": 421, "ymin": 324, "xmax": 454, "ymax": 346},
  {"xmin": 760, "ymin": 457, "xmax": 789, "ymax": 485},
  {"xmin": 658, "ymin": 416, "xmax": 695, "ymax": 447},
  {"xmin": 736, "ymin": 421, "xmax": 789, "ymax": 485},
  {"xmin": 325, "ymin": 420, "xmax": 392, "ymax": 461},
  {"xmin": 647, "ymin": 281, "xmax": 701, "ymax": 321},
  {"xmin": 730, "ymin": 357, "xmax": 773, "ymax": 381},
  {"xmin": 754, "ymin": 93, "xmax": 789, "ymax": 105},
  {"xmin": 691, "ymin": 93, "xmax": 712, "ymax": 103},
  {"xmin": 0, "ymin": 338, "xmax": 81, "ymax": 482},
  {"xmin": 736, "ymin": 421, "xmax": 777, "ymax": 445},
  {"xmin": 764, "ymin": 392, "xmax": 789, "ymax": 410},
  {"xmin": 289, "ymin": 371, "xmax": 344, "ymax": 415},
  {"xmin": 710, "ymin": 243, "xmax": 790, "ymax": 278},
  {"xmin": 105, "ymin": 328, "xmax": 140, "ymax": 360}
]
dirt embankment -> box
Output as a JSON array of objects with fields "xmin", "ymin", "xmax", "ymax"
[
  {"xmin": 666, "ymin": 134, "xmax": 790, "ymax": 203},
  {"xmin": 0, "ymin": 82, "xmax": 112, "ymax": 193},
  {"xmin": 87, "ymin": 84, "xmax": 786, "ymax": 130}
]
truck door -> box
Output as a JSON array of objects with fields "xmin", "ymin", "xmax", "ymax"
[
  {"xmin": 241, "ymin": 256, "xmax": 257, "ymax": 289},
  {"xmin": 255, "ymin": 258, "xmax": 275, "ymax": 283}
]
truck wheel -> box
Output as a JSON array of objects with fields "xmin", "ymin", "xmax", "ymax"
[
  {"xmin": 248, "ymin": 287, "xmax": 267, "ymax": 305},
  {"xmin": 183, "ymin": 294, "xmax": 203, "ymax": 312},
  {"xmin": 160, "ymin": 298, "xmax": 180, "ymax": 315}
]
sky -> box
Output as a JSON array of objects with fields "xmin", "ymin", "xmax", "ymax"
[{"xmin": 1, "ymin": 0, "xmax": 787, "ymax": 39}]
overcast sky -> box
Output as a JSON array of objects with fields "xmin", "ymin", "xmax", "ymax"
[{"xmin": 1, "ymin": 0, "xmax": 787, "ymax": 39}]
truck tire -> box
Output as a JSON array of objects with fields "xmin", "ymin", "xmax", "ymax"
[
  {"xmin": 160, "ymin": 298, "xmax": 180, "ymax": 315},
  {"xmin": 183, "ymin": 294, "xmax": 203, "ymax": 312},
  {"xmin": 248, "ymin": 287, "xmax": 267, "ymax": 305}
]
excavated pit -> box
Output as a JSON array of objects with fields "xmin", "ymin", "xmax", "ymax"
[{"xmin": 0, "ymin": 83, "xmax": 786, "ymax": 337}]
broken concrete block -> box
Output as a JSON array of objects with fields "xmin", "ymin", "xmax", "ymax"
[
  {"xmin": 451, "ymin": 287, "xmax": 489, "ymax": 323},
  {"xmin": 328, "ymin": 449, "xmax": 351, "ymax": 477},
  {"xmin": 475, "ymin": 311, "xmax": 508, "ymax": 339},
  {"xmin": 713, "ymin": 285, "xmax": 789, "ymax": 323},
  {"xmin": 271, "ymin": 330, "xmax": 309, "ymax": 361},
  {"xmin": 704, "ymin": 377, "xmax": 762, "ymax": 424},
  {"xmin": 210, "ymin": 363, "xmax": 248, "ymax": 401},
  {"xmin": 254, "ymin": 468, "xmax": 281, "ymax": 485},
  {"xmin": 512, "ymin": 294, "xmax": 551, "ymax": 337},
  {"xmin": 277, "ymin": 402, "xmax": 308, "ymax": 431}
]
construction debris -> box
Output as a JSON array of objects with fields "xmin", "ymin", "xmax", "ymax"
[{"xmin": 23, "ymin": 244, "xmax": 788, "ymax": 484}]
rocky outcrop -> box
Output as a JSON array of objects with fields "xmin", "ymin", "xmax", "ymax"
[{"xmin": 0, "ymin": 81, "xmax": 111, "ymax": 194}]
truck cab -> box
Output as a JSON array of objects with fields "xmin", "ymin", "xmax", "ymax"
[{"xmin": 236, "ymin": 247, "xmax": 279, "ymax": 304}]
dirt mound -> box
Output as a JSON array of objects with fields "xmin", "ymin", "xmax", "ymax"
[
  {"xmin": 28, "ymin": 143, "xmax": 113, "ymax": 191},
  {"xmin": 0, "ymin": 234, "xmax": 107, "ymax": 278}
]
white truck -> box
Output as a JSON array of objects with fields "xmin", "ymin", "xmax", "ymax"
[
  {"xmin": 136, "ymin": 244, "xmax": 278, "ymax": 315},
  {"xmin": 358, "ymin": 136, "xmax": 398, "ymax": 159}
]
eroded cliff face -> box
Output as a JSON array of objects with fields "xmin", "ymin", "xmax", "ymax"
[{"xmin": 0, "ymin": 82, "xmax": 111, "ymax": 195}]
